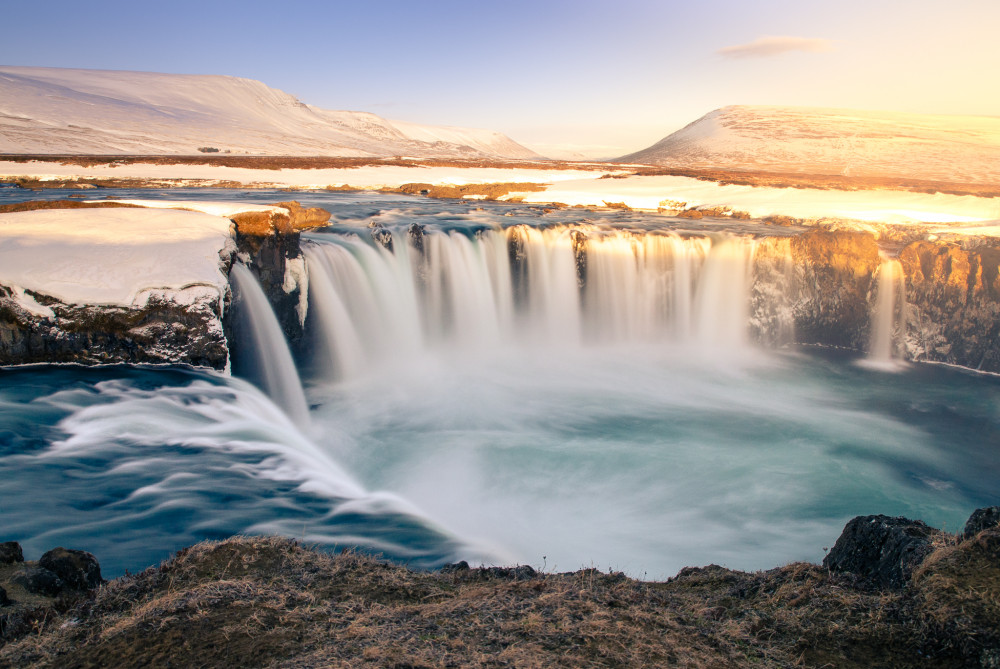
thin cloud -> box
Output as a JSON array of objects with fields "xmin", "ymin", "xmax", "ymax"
[{"xmin": 718, "ymin": 36, "xmax": 834, "ymax": 59}]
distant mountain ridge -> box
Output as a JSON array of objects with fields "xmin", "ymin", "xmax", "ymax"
[
  {"xmin": 0, "ymin": 66, "xmax": 539, "ymax": 159},
  {"xmin": 620, "ymin": 106, "xmax": 1000, "ymax": 184}
]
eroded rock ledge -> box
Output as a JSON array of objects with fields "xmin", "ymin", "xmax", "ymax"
[{"xmin": 0, "ymin": 201, "xmax": 329, "ymax": 369}]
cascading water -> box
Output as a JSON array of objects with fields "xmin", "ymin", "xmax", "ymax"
[
  {"xmin": 229, "ymin": 263, "xmax": 311, "ymax": 425},
  {"xmin": 867, "ymin": 257, "xmax": 907, "ymax": 367},
  {"xmin": 303, "ymin": 225, "xmax": 761, "ymax": 382}
]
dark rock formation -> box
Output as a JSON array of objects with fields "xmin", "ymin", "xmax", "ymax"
[
  {"xmin": 0, "ymin": 288, "xmax": 230, "ymax": 368},
  {"xmin": 39, "ymin": 548, "xmax": 103, "ymax": 591},
  {"xmin": 900, "ymin": 241, "xmax": 1000, "ymax": 370},
  {"xmin": 370, "ymin": 223, "xmax": 393, "ymax": 252},
  {"xmin": 0, "ymin": 542, "xmax": 22, "ymax": 565},
  {"xmin": 963, "ymin": 506, "xmax": 1000, "ymax": 539},
  {"xmin": 747, "ymin": 230, "xmax": 1000, "ymax": 372},
  {"xmin": 0, "ymin": 586, "xmax": 9, "ymax": 607},
  {"xmin": 227, "ymin": 203, "xmax": 327, "ymax": 350},
  {"xmin": 787, "ymin": 229, "xmax": 882, "ymax": 350},
  {"xmin": 823, "ymin": 514, "xmax": 938, "ymax": 589},
  {"xmin": 408, "ymin": 223, "xmax": 425, "ymax": 255},
  {"xmin": 11, "ymin": 566, "xmax": 64, "ymax": 597},
  {"xmin": 1, "ymin": 200, "xmax": 329, "ymax": 369}
]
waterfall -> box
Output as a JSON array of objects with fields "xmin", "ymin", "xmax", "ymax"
[
  {"xmin": 867, "ymin": 257, "xmax": 907, "ymax": 366},
  {"xmin": 303, "ymin": 225, "xmax": 763, "ymax": 382},
  {"xmin": 229, "ymin": 264, "xmax": 311, "ymax": 425}
]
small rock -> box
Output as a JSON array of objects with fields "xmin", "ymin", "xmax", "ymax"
[
  {"xmin": 480, "ymin": 565, "xmax": 537, "ymax": 581},
  {"xmin": 823, "ymin": 514, "xmax": 938, "ymax": 589},
  {"xmin": 440, "ymin": 560, "xmax": 470, "ymax": 574},
  {"xmin": 0, "ymin": 586, "xmax": 10, "ymax": 606},
  {"xmin": 0, "ymin": 541, "xmax": 23, "ymax": 564},
  {"xmin": 963, "ymin": 507, "xmax": 1000, "ymax": 539},
  {"xmin": 369, "ymin": 224, "xmax": 393, "ymax": 252},
  {"xmin": 12, "ymin": 566, "xmax": 65, "ymax": 596},
  {"xmin": 39, "ymin": 547, "xmax": 103, "ymax": 591}
]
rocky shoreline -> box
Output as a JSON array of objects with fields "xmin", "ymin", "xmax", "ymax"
[{"xmin": 1, "ymin": 507, "xmax": 997, "ymax": 668}]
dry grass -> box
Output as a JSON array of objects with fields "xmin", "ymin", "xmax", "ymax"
[
  {"xmin": 1, "ymin": 529, "xmax": 996, "ymax": 668},
  {"xmin": 0, "ymin": 200, "xmax": 145, "ymax": 213}
]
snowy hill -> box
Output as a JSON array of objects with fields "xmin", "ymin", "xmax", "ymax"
[
  {"xmin": 620, "ymin": 106, "xmax": 1000, "ymax": 184},
  {"xmin": 0, "ymin": 66, "xmax": 539, "ymax": 159}
]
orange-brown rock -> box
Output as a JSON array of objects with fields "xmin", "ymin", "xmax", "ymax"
[
  {"xmin": 791, "ymin": 229, "xmax": 881, "ymax": 280},
  {"xmin": 900, "ymin": 242, "xmax": 973, "ymax": 296},
  {"xmin": 898, "ymin": 239, "xmax": 1000, "ymax": 369},
  {"xmin": 786, "ymin": 229, "xmax": 881, "ymax": 349},
  {"xmin": 229, "ymin": 201, "xmax": 331, "ymax": 237}
]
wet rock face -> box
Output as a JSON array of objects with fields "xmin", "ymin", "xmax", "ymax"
[
  {"xmin": 0, "ymin": 288, "xmax": 229, "ymax": 369},
  {"xmin": 787, "ymin": 229, "xmax": 882, "ymax": 350},
  {"xmin": 751, "ymin": 230, "xmax": 1000, "ymax": 372},
  {"xmin": 230, "ymin": 229, "xmax": 305, "ymax": 348},
  {"xmin": 900, "ymin": 241, "xmax": 1000, "ymax": 370},
  {"xmin": 823, "ymin": 514, "xmax": 938, "ymax": 590},
  {"xmin": 227, "ymin": 201, "xmax": 330, "ymax": 350}
]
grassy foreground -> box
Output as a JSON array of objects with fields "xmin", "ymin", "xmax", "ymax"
[{"xmin": 1, "ymin": 526, "xmax": 998, "ymax": 669}]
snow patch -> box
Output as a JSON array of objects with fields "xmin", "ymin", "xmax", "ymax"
[
  {"xmin": 283, "ymin": 256, "xmax": 309, "ymax": 326},
  {"xmin": 92, "ymin": 199, "xmax": 287, "ymax": 218},
  {"xmin": 621, "ymin": 105, "xmax": 1000, "ymax": 185},
  {"xmin": 0, "ymin": 208, "xmax": 233, "ymax": 306},
  {"xmin": 0, "ymin": 66, "xmax": 538, "ymax": 159},
  {"xmin": 509, "ymin": 174, "xmax": 1000, "ymax": 228},
  {"xmin": 7, "ymin": 285, "xmax": 55, "ymax": 319}
]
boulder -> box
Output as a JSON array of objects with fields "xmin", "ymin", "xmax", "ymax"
[
  {"xmin": 0, "ymin": 542, "xmax": 23, "ymax": 564},
  {"xmin": 11, "ymin": 566, "xmax": 64, "ymax": 597},
  {"xmin": 38, "ymin": 547, "xmax": 103, "ymax": 591},
  {"xmin": 0, "ymin": 586, "xmax": 10, "ymax": 607},
  {"xmin": 963, "ymin": 506, "xmax": 1000, "ymax": 539},
  {"xmin": 823, "ymin": 514, "xmax": 938, "ymax": 589}
]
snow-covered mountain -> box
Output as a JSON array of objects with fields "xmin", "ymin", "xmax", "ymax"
[
  {"xmin": 620, "ymin": 106, "xmax": 1000, "ymax": 184},
  {"xmin": 0, "ymin": 66, "xmax": 539, "ymax": 159}
]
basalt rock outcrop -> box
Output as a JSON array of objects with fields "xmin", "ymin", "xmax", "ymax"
[
  {"xmin": 899, "ymin": 240, "xmax": 1000, "ymax": 370},
  {"xmin": 0, "ymin": 286, "xmax": 230, "ymax": 368},
  {"xmin": 1, "ymin": 200, "xmax": 330, "ymax": 370},
  {"xmin": 224, "ymin": 201, "xmax": 330, "ymax": 351},
  {"xmin": 786, "ymin": 229, "xmax": 883, "ymax": 350},
  {"xmin": 751, "ymin": 228, "xmax": 1000, "ymax": 371},
  {"xmin": 823, "ymin": 515, "xmax": 939, "ymax": 590}
]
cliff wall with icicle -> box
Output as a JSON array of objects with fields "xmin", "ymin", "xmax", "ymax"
[{"xmin": 2, "ymin": 198, "xmax": 999, "ymax": 374}]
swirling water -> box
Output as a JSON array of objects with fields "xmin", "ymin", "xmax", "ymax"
[{"xmin": 1, "ymin": 188, "xmax": 998, "ymax": 578}]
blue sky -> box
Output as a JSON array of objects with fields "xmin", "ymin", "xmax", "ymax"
[{"xmin": 3, "ymin": 0, "xmax": 998, "ymax": 157}]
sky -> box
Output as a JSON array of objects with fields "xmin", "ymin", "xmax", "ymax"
[{"xmin": 2, "ymin": 0, "xmax": 999, "ymax": 158}]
